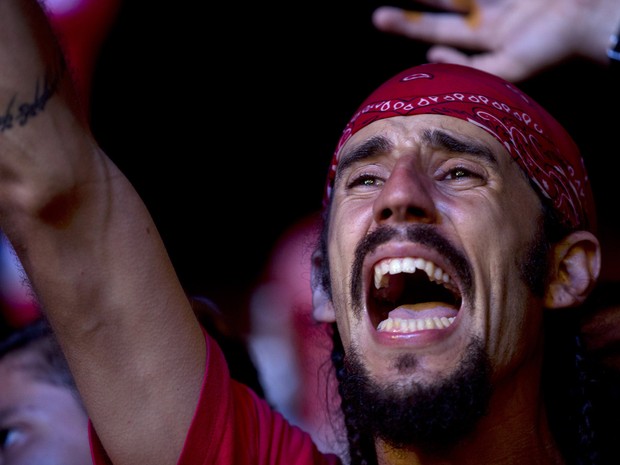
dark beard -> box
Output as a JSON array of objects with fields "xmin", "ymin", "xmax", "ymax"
[
  {"xmin": 339, "ymin": 338, "xmax": 491, "ymax": 452},
  {"xmin": 333, "ymin": 214, "xmax": 549, "ymax": 455}
]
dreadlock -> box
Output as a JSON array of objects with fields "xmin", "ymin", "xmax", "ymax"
[
  {"xmin": 330, "ymin": 323, "xmax": 377, "ymax": 465},
  {"xmin": 0, "ymin": 316, "xmax": 82, "ymax": 404}
]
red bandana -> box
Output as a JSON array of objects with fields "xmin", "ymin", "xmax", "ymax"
[{"xmin": 324, "ymin": 63, "xmax": 595, "ymax": 232}]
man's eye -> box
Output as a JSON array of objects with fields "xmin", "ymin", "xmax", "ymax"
[
  {"xmin": 445, "ymin": 167, "xmax": 479, "ymax": 180},
  {"xmin": 0, "ymin": 427, "xmax": 20, "ymax": 450},
  {"xmin": 349, "ymin": 174, "xmax": 384, "ymax": 188}
]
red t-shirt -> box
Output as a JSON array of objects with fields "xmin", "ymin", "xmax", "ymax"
[{"xmin": 88, "ymin": 328, "xmax": 342, "ymax": 465}]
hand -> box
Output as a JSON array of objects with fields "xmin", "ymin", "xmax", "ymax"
[{"xmin": 372, "ymin": 0, "xmax": 620, "ymax": 82}]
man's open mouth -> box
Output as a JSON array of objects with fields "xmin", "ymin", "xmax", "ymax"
[{"xmin": 369, "ymin": 257, "xmax": 462, "ymax": 332}]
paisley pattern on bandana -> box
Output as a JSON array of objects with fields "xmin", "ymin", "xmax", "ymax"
[{"xmin": 324, "ymin": 64, "xmax": 595, "ymax": 232}]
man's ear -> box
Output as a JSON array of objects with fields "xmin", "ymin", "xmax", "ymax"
[
  {"xmin": 311, "ymin": 248, "xmax": 336, "ymax": 323},
  {"xmin": 545, "ymin": 230, "xmax": 601, "ymax": 309}
]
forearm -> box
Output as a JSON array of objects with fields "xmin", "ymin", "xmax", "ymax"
[
  {"xmin": 0, "ymin": 0, "xmax": 122, "ymax": 337},
  {"xmin": 0, "ymin": 0, "xmax": 89, "ymax": 222}
]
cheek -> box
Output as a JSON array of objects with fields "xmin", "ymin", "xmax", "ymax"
[
  {"xmin": 327, "ymin": 219, "xmax": 353, "ymax": 309},
  {"xmin": 328, "ymin": 200, "xmax": 373, "ymax": 272},
  {"xmin": 327, "ymin": 202, "xmax": 372, "ymax": 333},
  {"xmin": 447, "ymin": 188, "xmax": 540, "ymax": 257}
]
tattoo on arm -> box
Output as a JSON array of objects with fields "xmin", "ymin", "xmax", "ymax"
[{"xmin": 0, "ymin": 72, "xmax": 59, "ymax": 131}]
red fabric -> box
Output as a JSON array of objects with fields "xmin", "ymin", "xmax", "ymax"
[
  {"xmin": 89, "ymin": 327, "xmax": 341, "ymax": 465},
  {"xmin": 46, "ymin": 0, "xmax": 122, "ymax": 110},
  {"xmin": 324, "ymin": 63, "xmax": 595, "ymax": 233}
]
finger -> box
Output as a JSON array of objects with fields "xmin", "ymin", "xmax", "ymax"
[
  {"xmin": 372, "ymin": 7, "xmax": 490, "ymax": 51},
  {"xmin": 411, "ymin": 0, "xmax": 474, "ymax": 14},
  {"xmin": 427, "ymin": 45, "xmax": 533, "ymax": 83}
]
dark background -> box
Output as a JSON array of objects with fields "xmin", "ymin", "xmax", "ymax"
[{"xmin": 88, "ymin": 1, "xmax": 620, "ymax": 327}]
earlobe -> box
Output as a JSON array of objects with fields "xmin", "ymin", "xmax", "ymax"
[
  {"xmin": 311, "ymin": 248, "xmax": 336, "ymax": 323},
  {"xmin": 312, "ymin": 287, "xmax": 336, "ymax": 322},
  {"xmin": 545, "ymin": 231, "xmax": 601, "ymax": 309}
]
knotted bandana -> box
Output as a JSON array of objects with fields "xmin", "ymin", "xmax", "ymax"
[{"xmin": 324, "ymin": 63, "xmax": 595, "ymax": 232}]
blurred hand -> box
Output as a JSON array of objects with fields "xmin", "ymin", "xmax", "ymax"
[{"xmin": 372, "ymin": 0, "xmax": 620, "ymax": 82}]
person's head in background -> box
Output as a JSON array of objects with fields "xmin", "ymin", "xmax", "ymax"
[
  {"xmin": 0, "ymin": 317, "xmax": 92, "ymax": 465},
  {"xmin": 248, "ymin": 211, "xmax": 341, "ymax": 453}
]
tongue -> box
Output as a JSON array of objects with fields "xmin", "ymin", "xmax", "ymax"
[{"xmin": 389, "ymin": 304, "xmax": 458, "ymax": 319}]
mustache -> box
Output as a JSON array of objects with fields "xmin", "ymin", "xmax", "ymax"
[{"xmin": 351, "ymin": 224, "xmax": 473, "ymax": 314}]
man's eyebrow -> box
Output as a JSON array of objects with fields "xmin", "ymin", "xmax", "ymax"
[
  {"xmin": 423, "ymin": 129, "xmax": 498, "ymax": 165},
  {"xmin": 334, "ymin": 128, "xmax": 499, "ymax": 185},
  {"xmin": 335, "ymin": 135, "xmax": 393, "ymax": 184},
  {"xmin": 0, "ymin": 405, "xmax": 20, "ymax": 424}
]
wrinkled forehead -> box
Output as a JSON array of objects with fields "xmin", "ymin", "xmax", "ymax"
[
  {"xmin": 323, "ymin": 63, "xmax": 595, "ymax": 232},
  {"xmin": 336, "ymin": 113, "xmax": 510, "ymax": 161}
]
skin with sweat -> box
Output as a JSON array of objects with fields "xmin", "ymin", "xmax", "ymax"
[{"xmin": 319, "ymin": 114, "xmax": 566, "ymax": 463}]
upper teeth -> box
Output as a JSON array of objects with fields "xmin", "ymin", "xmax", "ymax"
[{"xmin": 374, "ymin": 257, "xmax": 452, "ymax": 289}]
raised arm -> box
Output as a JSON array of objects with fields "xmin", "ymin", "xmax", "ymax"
[{"xmin": 0, "ymin": 1, "xmax": 205, "ymax": 464}]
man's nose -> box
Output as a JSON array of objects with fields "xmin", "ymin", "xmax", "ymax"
[{"xmin": 372, "ymin": 161, "xmax": 437, "ymax": 225}]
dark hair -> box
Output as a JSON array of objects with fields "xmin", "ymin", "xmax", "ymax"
[{"xmin": 0, "ymin": 317, "xmax": 83, "ymax": 407}]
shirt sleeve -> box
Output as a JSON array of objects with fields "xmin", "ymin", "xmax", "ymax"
[{"xmin": 89, "ymin": 326, "xmax": 342, "ymax": 465}]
